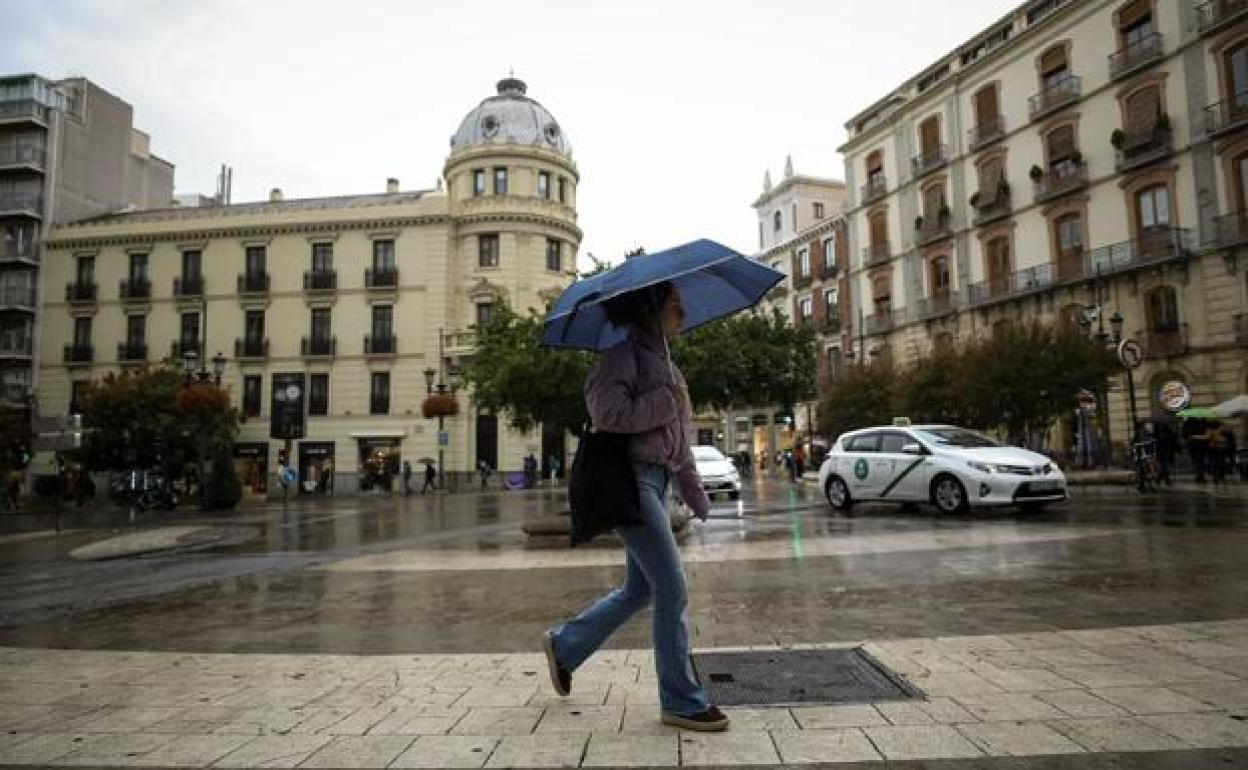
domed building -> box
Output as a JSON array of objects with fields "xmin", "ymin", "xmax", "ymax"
[{"xmin": 36, "ymin": 78, "xmax": 581, "ymax": 496}]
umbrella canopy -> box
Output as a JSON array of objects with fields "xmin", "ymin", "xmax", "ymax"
[
  {"xmin": 1213, "ymin": 394, "xmax": 1248, "ymax": 418},
  {"xmin": 542, "ymin": 239, "xmax": 784, "ymax": 351},
  {"xmin": 1177, "ymin": 406, "xmax": 1222, "ymax": 420}
]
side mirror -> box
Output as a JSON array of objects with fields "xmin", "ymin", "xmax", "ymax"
[{"xmin": 901, "ymin": 443, "xmax": 924, "ymax": 455}]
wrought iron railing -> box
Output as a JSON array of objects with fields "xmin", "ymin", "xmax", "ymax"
[
  {"xmin": 860, "ymin": 176, "xmax": 888, "ymax": 204},
  {"xmin": 1032, "ymin": 162, "xmax": 1087, "ymax": 203},
  {"xmin": 1211, "ymin": 211, "xmax": 1248, "ymax": 248},
  {"xmin": 301, "ymin": 336, "xmax": 336, "ymax": 357},
  {"xmin": 1136, "ymin": 324, "xmax": 1188, "ymax": 359},
  {"xmin": 1198, "ymin": 0, "xmax": 1248, "ymax": 34},
  {"xmin": 917, "ymin": 213, "xmax": 953, "ymax": 246},
  {"xmin": 304, "ymin": 270, "xmax": 337, "ymax": 292},
  {"xmin": 1204, "ymin": 94, "xmax": 1248, "ymax": 138},
  {"xmin": 63, "ymin": 344, "xmax": 93, "ymax": 364},
  {"xmin": 967, "ymin": 116, "xmax": 1005, "ymax": 151},
  {"xmin": 237, "ymin": 272, "xmax": 270, "ymax": 294},
  {"xmin": 65, "ymin": 282, "xmax": 96, "ymax": 303},
  {"xmin": 973, "ymin": 192, "xmax": 1012, "ymax": 226},
  {"xmin": 1028, "ymin": 75, "xmax": 1080, "ymax": 121},
  {"xmin": 365, "ymin": 268, "xmax": 398, "ymax": 289},
  {"xmin": 863, "ymin": 241, "xmax": 891, "ymax": 267},
  {"xmin": 910, "ymin": 144, "xmax": 949, "ymax": 179},
  {"xmin": 117, "ymin": 342, "xmax": 148, "ymax": 362},
  {"xmin": 119, "ymin": 278, "xmax": 151, "ymax": 301},
  {"xmin": 914, "ymin": 291, "xmax": 959, "ymax": 320},
  {"xmin": 364, "ymin": 334, "xmax": 397, "ymax": 355},
  {"xmin": 173, "ymin": 275, "xmax": 204, "ymax": 297},
  {"xmin": 1116, "ymin": 125, "xmax": 1172, "ymax": 172},
  {"xmin": 1109, "ymin": 32, "xmax": 1164, "ymax": 81},
  {"xmin": 967, "ymin": 264, "xmax": 1055, "ymax": 307},
  {"xmin": 235, "ymin": 337, "xmax": 270, "ymax": 359}
]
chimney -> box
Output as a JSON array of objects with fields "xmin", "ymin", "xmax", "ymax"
[
  {"xmin": 269, "ymin": 188, "xmax": 283, "ymax": 202},
  {"xmin": 386, "ymin": 178, "xmax": 400, "ymax": 194}
]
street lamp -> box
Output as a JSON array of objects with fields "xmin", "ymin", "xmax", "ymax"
[
  {"xmin": 181, "ymin": 348, "xmax": 198, "ymax": 381},
  {"xmin": 1109, "ymin": 310, "xmax": 1140, "ymax": 446},
  {"xmin": 211, "ymin": 351, "xmax": 226, "ymax": 386},
  {"xmin": 422, "ymin": 333, "xmax": 462, "ymax": 491}
]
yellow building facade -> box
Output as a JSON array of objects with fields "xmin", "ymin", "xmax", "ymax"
[{"xmin": 37, "ymin": 78, "xmax": 581, "ymax": 495}]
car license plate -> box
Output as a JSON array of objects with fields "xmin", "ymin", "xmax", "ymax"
[{"xmin": 1031, "ymin": 480, "xmax": 1061, "ymax": 492}]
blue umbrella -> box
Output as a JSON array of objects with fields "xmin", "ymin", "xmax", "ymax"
[{"xmin": 542, "ymin": 239, "xmax": 784, "ymax": 351}]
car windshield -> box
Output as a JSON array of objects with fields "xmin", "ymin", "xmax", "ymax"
[
  {"xmin": 692, "ymin": 446, "xmax": 726, "ymax": 461},
  {"xmin": 913, "ymin": 427, "xmax": 1000, "ymax": 448}
]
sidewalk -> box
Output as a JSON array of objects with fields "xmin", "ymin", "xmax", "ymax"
[{"xmin": 2, "ymin": 619, "xmax": 1246, "ymax": 767}]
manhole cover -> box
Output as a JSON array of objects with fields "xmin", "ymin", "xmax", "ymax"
[{"xmin": 694, "ymin": 647, "xmax": 917, "ymax": 707}]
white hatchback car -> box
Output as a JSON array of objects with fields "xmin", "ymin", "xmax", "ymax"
[
  {"xmin": 818, "ymin": 424, "xmax": 1067, "ymax": 514},
  {"xmin": 692, "ymin": 445, "xmax": 741, "ymax": 500}
]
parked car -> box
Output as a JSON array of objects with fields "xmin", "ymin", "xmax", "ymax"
[
  {"xmin": 693, "ymin": 445, "xmax": 741, "ymax": 500},
  {"xmin": 818, "ymin": 424, "xmax": 1067, "ymax": 515}
]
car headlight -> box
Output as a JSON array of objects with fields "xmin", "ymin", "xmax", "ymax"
[{"xmin": 967, "ymin": 460, "xmax": 994, "ymax": 474}]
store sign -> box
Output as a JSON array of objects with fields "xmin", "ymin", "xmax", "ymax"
[
  {"xmin": 270, "ymin": 373, "xmax": 306, "ymax": 440},
  {"xmin": 1157, "ymin": 380, "xmax": 1190, "ymax": 412}
]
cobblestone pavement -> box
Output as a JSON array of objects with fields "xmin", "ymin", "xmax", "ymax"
[{"xmin": 0, "ymin": 481, "xmax": 1245, "ymax": 766}]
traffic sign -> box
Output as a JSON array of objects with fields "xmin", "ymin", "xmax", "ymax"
[
  {"xmin": 437, "ymin": 431, "xmax": 449, "ymax": 447},
  {"xmin": 1117, "ymin": 338, "xmax": 1143, "ymax": 369}
]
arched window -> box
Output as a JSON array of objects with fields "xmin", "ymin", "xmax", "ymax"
[
  {"xmin": 869, "ymin": 210, "xmax": 888, "ymax": 251},
  {"xmin": 866, "ymin": 150, "xmax": 884, "ymax": 183},
  {"xmin": 1039, "ymin": 44, "xmax": 1069, "ymax": 89},
  {"xmin": 978, "ymin": 156, "xmax": 1005, "ymax": 201},
  {"xmin": 1135, "ymin": 184, "xmax": 1172, "ymax": 246},
  {"xmin": 1146, "ymin": 286, "xmax": 1179, "ymax": 332},
  {"xmin": 973, "ymin": 84, "xmax": 1001, "ymax": 137},
  {"xmin": 929, "ymin": 255, "xmax": 951, "ymax": 297},
  {"xmin": 1123, "ymin": 85, "xmax": 1161, "ymax": 146},
  {"xmin": 773, "ymin": 210, "xmax": 782, "ymax": 232},
  {"xmin": 922, "ymin": 183, "xmax": 947, "ymax": 221},
  {"xmin": 1046, "ymin": 125, "xmax": 1078, "ymax": 172}
]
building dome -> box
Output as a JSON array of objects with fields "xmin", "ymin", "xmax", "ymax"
[{"xmin": 450, "ymin": 77, "xmax": 572, "ymax": 157}]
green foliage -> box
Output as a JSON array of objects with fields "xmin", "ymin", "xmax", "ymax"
[
  {"xmin": 816, "ymin": 361, "xmax": 897, "ymax": 441},
  {"xmin": 0, "ymin": 409, "xmax": 32, "ymax": 472},
  {"xmin": 204, "ymin": 446, "xmax": 242, "ymax": 510}
]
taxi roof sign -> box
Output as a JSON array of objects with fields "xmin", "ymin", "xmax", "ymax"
[{"xmin": 892, "ymin": 417, "xmax": 912, "ymax": 426}]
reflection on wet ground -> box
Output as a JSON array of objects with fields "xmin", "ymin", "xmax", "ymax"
[{"xmin": 0, "ymin": 480, "xmax": 1245, "ymax": 656}]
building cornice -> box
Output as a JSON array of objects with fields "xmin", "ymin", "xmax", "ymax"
[
  {"xmin": 751, "ymin": 176, "xmax": 845, "ymax": 209},
  {"xmin": 756, "ymin": 217, "xmax": 843, "ymax": 261}
]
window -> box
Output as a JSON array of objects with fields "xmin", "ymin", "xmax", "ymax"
[
  {"xmin": 1039, "ymin": 44, "xmax": 1069, "ymax": 89},
  {"xmin": 987, "ymin": 236, "xmax": 1011, "ymax": 290},
  {"xmin": 557, "ymin": 176, "xmax": 567, "ymax": 203},
  {"xmin": 799, "ymin": 296, "xmax": 813, "ymax": 321},
  {"xmin": 73, "ymin": 317, "xmax": 91, "ymax": 347},
  {"xmin": 309, "ymin": 374, "xmax": 329, "ymax": 416},
  {"xmin": 919, "ymin": 115, "xmax": 941, "ymax": 155},
  {"xmin": 866, "ymin": 150, "xmax": 884, "ymax": 185},
  {"xmin": 814, "ymin": 202, "xmax": 825, "ymax": 219},
  {"xmin": 180, "ymin": 312, "xmax": 200, "ymax": 348},
  {"xmin": 538, "ymin": 171, "xmax": 550, "ymax": 199},
  {"xmin": 822, "ymin": 237, "xmax": 836, "ymax": 273},
  {"xmin": 125, "ymin": 315, "xmax": 145, "ymax": 347},
  {"xmin": 243, "ymin": 375, "xmax": 261, "ymax": 417},
  {"xmin": 75, "ymin": 255, "xmax": 94, "ymax": 285},
  {"xmin": 370, "ymin": 372, "xmax": 390, "ymax": 415},
  {"xmin": 773, "ymin": 210, "xmax": 782, "ymax": 232},
  {"xmin": 478, "ymin": 234, "xmax": 499, "ymax": 267},
  {"xmin": 70, "ymin": 380, "xmax": 90, "ymax": 414},
  {"xmin": 128, "ymin": 253, "xmax": 148, "ymax": 283},
  {"xmin": 476, "ymin": 302, "xmax": 496, "ymax": 329},
  {"xmin": 372, "ymin": 239, "xmax": 395, "ymax": 272},
  {"xmin": 181, "ymin": 249, "xmax": 201, "ymax": 281},
  {"xmin": 371, "ymin": 305, "xmax": 393, "ymax": 339},
  {"xmin": 1224, "ymin": 41, "xmax": 1248, "ymax": 110},
  {"xmin": 869, "ymin": 211, "xmax": 888, "ymax": 249},
  {"xmin": 245, "ymin": 310, "xmax": 264, "ymax": 344},
  {"xmin": 879, "ymin": 432, "xmax": 909, "ymax": 453},
  {"xmin": 311, "ymin": 308, "xmax": 331, "ymax": 340},
  {"xmin": 825, "ymin": 286, "xmax": 838, "ymax": 318},
  {"xmin": 1136, "ymin": 185, "xmax": 1172, "ymax": 231},
  {"xmin": 978, "ymin": 156, "xmax": 1005, "ymax": 199},
  {"xmin": 973, "ymin": 84, "xmax": 1000, "ymax": 131},
  {"xmin": 311, "ymin": 242, "xmax": 333, "ymax": 273},
  {"xmin": 493, "ymin": 167, "xmax": 507, "ymax": 194},
  {"xmin": 923, "ymin": 184, "xmax": 946, "ymax": 220},
  {"xmin": 930, "ymin": 255, "xmax": 951, "ymax": 296},
  {"xmin": 846, "ymin": 433, "xmax": 880, "ymax": 452},
  {"xmin": 473, "ymin": 169, "xmax": 486, "ymax": 197},
  {"xmin": 2, "ymin": 223, "xmax": 34, "ymax": 255},
  {"xmin": 826, "ymin": 347, "xmax": 841, "ymax": 382},
  {"xmin": 799, "ymin": 248, "xmax": 810, "ymax": 277},
  {"xmin": 1046, "ymin": 125, "xmax": 1078, "ymax": 175},
  {"xmin": 1056, "ymin": 213, "xmax": 1083, "ymax": 254},
  {"xmin": 791, "ymin": 203, "xmax": 797, "ymax": 229},
  {"xmin": 545, "ymin": 239, "xmax": 561, "ymax": 272},
  {"xmin": 1117, "ymin": 0, "xmax": 1153, "ymax": 47},
  {"xmin": 1147, "ymin": 286, "xmax": 1179, "ymax": 332},
  {"xmin": 245, "ymin": 245, "xmax": 265, "ymax": 278},
  {"xmin": 871, "ymin": 274, "xmax": 892, "ymax": 314}
]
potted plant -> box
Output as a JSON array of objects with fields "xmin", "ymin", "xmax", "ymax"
[
  {"xmin": 914, "ymin": 215, "xmax": 924, "ymax": 231},
  {"xmin": 998, "ymin": 179, "xmax": 1011, "ymax": 197},
  {"xmin": 1070, "ymin": 149, "xmax": 1084, "ymax": 166},
  {"xmin": 1156, "ymin": 113, "xmax": 1171, "ymax": 131},
  {"xmin": 422, "ymin": 393, "xmax": 460, "ymax": 419},
  {"xmin": 1111, "ymin": 128, "xmax": 1125, "ymax": 148},
  {"xmin": 938, "ymin": 203, "xmax": 951, "ymax": 221},
  {"xmin": 1029, "ymin": 164, "xmax": 1043, "ymax": 182},
  {"xmin": 969, "ymin": 191, "xmax": 981, "ymax": 208}
]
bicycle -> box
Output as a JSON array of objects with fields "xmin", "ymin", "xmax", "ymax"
[{"xmin": 1132, "ymin": 438, "xmax": 1160, "ymax": 493}]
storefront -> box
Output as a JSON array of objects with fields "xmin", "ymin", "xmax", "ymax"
[
  {"xmin": 298, "ymin": 442, "xmax": 335, "ymax": 495},
  {"xmin": 232, "ymin": 442, "xmax": 268, "ymax": 496},
  {"xmin": 356, "ymin": 436, "xmax": 401, "ymax": 493}
]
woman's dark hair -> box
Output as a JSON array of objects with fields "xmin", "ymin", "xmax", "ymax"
[{"xmin": 602, "ymin": 281, "xmax": 675, "ymax": 327}]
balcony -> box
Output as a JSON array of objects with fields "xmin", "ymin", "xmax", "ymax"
[
  {"xmin": 0, "ymin": 336, "xmax": 33, "ymax": 359},
  {"xmin": 967, "ymin": 115, "xmax": 1005, "ymax": 152},
  {"xmin": 862, "ymin": 241, "xmax": 891, "ymax": 267},
  {"xmin": 1109, "ymin": 32, "xmax": 1164, "ymax": 82},
  {"xmin": 1, "ymin": 241, "xmax": 39, "ymax": 265},
  {"xmin": 793, "ymin": 272, "xmax": 813, "ymax": 290},
  {"xmin": 1080, "ymin": 228, "xmax": 1193, "ymax": 280},
  {"xmin": 914, "ymin": 291, "xmax": 959, "ymax": 320},
  {"xmin": 0, "ymin": 145, "xmax": 46, "ymax": 172},
  {"xmin": 173, "ymin": 275, "xmax": 204, "ymax": 299},
  {"xmin": 0, "ymin": 192, "xmax": 42, "ymax": 217},
  {"xmin": 301, "ymin": 336, "xmax": 336, "ymax": 358},
  {"xmin": 860, "ymin": 175, "xmax": 888, "ymax": 205},
  {"xmin": 1204, "ymin": 95, "xmax": 1248, "ymax": 140},
  {"xmin": 765, "ymin": 282, "xmax": 789, "ymax": 300},
  {"xmin": 1235, "ymin": 313, "xmax": 1248, "ymax": 346},
  {"xmin": 364, "ymin": 268, "xmax": 399, "ymax": 290},
  {"xmin": 967, "ymin": 264, "xmax": 1056, "ymax": 308},
  {"xmin": 119, "ymin": 278, "xmax": 151, "ymax": 303},
  {"xmin": 818, "ymin": 311, "xmax": 841, "ymax": 334},
  {"xmin": 117, "ymin": 342, "xmax": 148, "ymax": 363},
  {"xmin": 445, "ymin": 329, "xmax": 478, "ymax": 356},
  {"xmin": 0, "ymin": 286, "xmax": 36, "ymax": 312},
  {"xmin": 864, "ymin": 309, "xmax": 903, "ymax": 335},
  {"xmin": 916, "ymin": 212, "xmax": 953, "ymax": 246},
  {"xmin": 1032, "ymin": 162, "xmax": 1087, "ymax": 204},
  {"xmin": 65, "ymin": 282, "xmax": 96, "ymax": 304},
  {"xmin": 972, "ymin": 191, "xmax": 1012, "ymax": 226},
  {"xmin": 234, "ymin": 337, "xmax": 270, "ymax": 360},
  {"xmin": 1210, "ymin": 211, "xmax": 1248, "ymax": 249},
  {"xmin": 1137, "ymin": 324, "xmax": 1188, "ymax": 359},
  {"xmin": 0, "ymin": 100, "xmax": 49, "ymax": 126},
  {"xmin": 364, "ymin": 334, "xmax": 397, "ymax": 357},
  {"xmin": 1115, "ymin": 124, "xmax": 1172, "ymax": 173},
  {"xmin": 910, "ymin": 144, "xmax": 949, "ymax": 180},
  {"xmin": 1028, "ymin": 75, "xmax": 1081, "ymax": 122},
  {"xmin": 237, "ymin": 272, "xmax": 270, "ymax": 296},
  {"xmin": 63, "ymin": 344, "xmax": 93, "ymax": 364},
  {"xmin": 1198, "ymin": 0, "xmax": 1248, "ymax": 36},
  {"xmin": 304, "ymin": 270, "xmax": 337, "ymax": 293},
  {"xmin": 170, "ymin": 340, "xmax": 200, "ymax": 360}
]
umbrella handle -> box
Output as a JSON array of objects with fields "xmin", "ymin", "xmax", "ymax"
[{"xmin": 560, "ymin": 291, "xmax": 602, "ymax": 344}]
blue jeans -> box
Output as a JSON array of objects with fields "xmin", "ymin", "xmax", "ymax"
[{"xmin": 550, "ymin": 463, "xmax": 708, "ymax": 716}]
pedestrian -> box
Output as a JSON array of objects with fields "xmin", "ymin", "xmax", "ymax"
[
  {"xmin": 1219, "ymin": 426, "xmax": 1237, "ymax": 482},
  {"xmin": 794, "ymin": 445, "xmax": 805, "ymax": 477},
  {"xmin": 402, "ymin": 460, "xmax": 413, "ymax": 497},
  {"xmin": 5, "ymin": 468, "xmax": 21, "ymax": 511},
  {"xmin": 1208, "ymin": 423, "xmax": 1227, "ymax": 484},
  {"xmin": 547, "ymin": 451, "xmax": 561, "ymax": 485},
  {"xmin": 1154, "ymin": 420, "xmax": 1176, "ymax": 486},
  {"xmin": 542, "ymin": 281, "xmax": 727, "ymax": 732},
  {"xmin": 421, "ymin": 460, "xmax": 437, "ymax": 494},
  {"xmin": 524, "ymin": 453, "xmax": 537, "ymax": 489},
  {"xmin": 1184, "ymin": 418, "xmax": 1208, "ymax": 483},
  {"xmin": 323, "ymin": 456, "xmax": 334, "ymax": 496},
  {"xmin": 477, "ymin": 458, "xmax": 492, "ymax": 490}
]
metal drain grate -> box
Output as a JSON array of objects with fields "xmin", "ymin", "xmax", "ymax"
[{"xmin": 693, "ymin": 647, "xmax": 918, "ymax": 707}]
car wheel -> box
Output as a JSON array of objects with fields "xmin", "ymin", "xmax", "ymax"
[
  {"xmin": 825, "ymin": 476, "xmax": 852, "ymax": 512},
  {"xmin": 931, "ymin": 474, "xmax": 969, "ymax": 515}
]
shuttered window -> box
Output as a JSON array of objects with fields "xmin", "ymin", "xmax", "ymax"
[
  {"xmin": 1040, "ymin": 45, "xmax": 1067, "ymax": 77},
  {"xmin": 869, "ymin": 212, "xmax": 887, "ymax": 245},
  {"xmin": 1124, "ymin": 86, "xmax": 1160, "ymax": 138},
  {"xmin": 919, "ymin": 116, "xmax": 940, "ymax": 154},
  {"xmin": 974, "ymin": 85, "xmax": 999, "ymax": 128},
  {"xmin": 923, "ymin": 185, "xmax": 945, "ymax": 219},
  {"xmin": 979, "ymin": 157, "xmax": 1004, "ymax": 200},
  {"xmin": 1047, "ymin": 125, "xmax": 1076, "ymax": 165},
  {"xmin": 871, "ymin": 274, "xmax": 891, "ymax": 300},
  {"xmin": 1117, "ymin": 0, "xmax": 1151, "ymax": 31}
]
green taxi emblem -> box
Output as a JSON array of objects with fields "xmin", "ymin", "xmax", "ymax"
[{"xmin": 854, "ymin": 458, "xmax": 869, "ymax": 480}]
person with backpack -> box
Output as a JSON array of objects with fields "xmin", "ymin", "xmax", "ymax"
[{"xmin": 541, "ymin": 281, "xmax": 727, "ymax": 732}]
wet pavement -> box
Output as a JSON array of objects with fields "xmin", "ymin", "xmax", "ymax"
[{"xmin": 1, "ymin": 479, "xmax": 1246, "ymax": 767}]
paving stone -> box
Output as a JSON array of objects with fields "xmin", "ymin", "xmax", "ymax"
[
  {"xmin": 1169, "ymin": 679, "xmax": 1248, "ymax": 710},
  {"xmin": 862, "ymin": 724, "xmax": 985, "ymax": 760},
  {"xmin": 950, "ymin": 693, "xmax": 1066, "ymax": 722},
  {"xmin": 772, "ymin": 728, "xmax": 882, "ymax": 763},
  {"xmin": 212, "ymin": 707, "xmax": 310, "ymax": 735},
  {"xmin": 970, "ymin": 665, "xmax": 1080, "ymax": 692},
  {"xmin": 1058, "ymin": 629, "xmax": 1149, "ymax": 647},
  {"xmin": 454, "ymin": 686, "xmax": 539, "ymax": 708},
  {"xmin": 1161, "ymin": 640, "xmax": 1247, "ymax": 660},
  {"xmin": 318, "ymin": 703, "xmax": 400, "ymax": 735},
  {"xmin": 1047, "ymin": 665, "xmax": 1155, "ymax": 688},
  {"xmin": 713, "ymin": 707, "xmax": 798, "ymax": 731},
  {"xmin": 1034, "ymin": 689, "xmax": 1130, "ymax": 718},
  {"xmin": 1046, "ymin": 716, "xmax": 1191, "ymax": 752},
  {"xmin": 1026, "ymin": 647, "xmax": 1121, "ymax": 667},
  {"xmin": 533, "ymin": 705, "xmax": 622, "ymax": 734},
  {"xmin": 484, "ymin": 733, "xmax": 588, "ymax": 768},
  {"xmin": 73, "ymin": 706, "xmax": 184, "ymax": 733},
  {"xmin": 298, "ymin": 734, "xmax": 416, "ymax": 768},
  {"xmin": 451, "ymin": 707, "xmax": 544, "ymax": 736},
  {"xmin": 211, "ymin": 734, "xmax": 333, "ymax": 767},
  {"xmin": 791, "ymin": 703, "xmax": 888, "ymax": 729},
  {"xmin": 618, "ymin": 705, "xmax": 672, "ymax": 735},
  {"xmin": 127, "ymin": 733, "xmax": 255, "ymax": 766},
  {"xmin": 1139, "ymin": 660, "xmax": 1235, "ymax": 684},
  {"xmin": 0, "ymin": 732, "xmax": 84, "ymax": 764},
  {"xmin": 1091, "ymin": 686, "xmax": 1216, "ymax": 715},
  {"xmin": 907, "ymin": 670, "xmax": 1004, "ymax": 695},
  {"xmin": 1206, "ymin": 656, "xmax": 1248, "ymax": 678},
  {"xmin": 50, "ymin": 731, "xmax": 176, "ymax": 765},
  {"xmin": 1139, "ymin": 712, "xmax": 1248, "ymax": 749},
  {"xmin": 2, "ymin": 682, "xmax": 94, "ymax": 705},
  {"xmin": 367, "ymin": 705, "xmax": 465, "ymax": 735},
  {"xmin": 390, "ymin": 735, "xmax": 498, "ymax": 768},
  {"xmin": 958, "ymin": 721, "xmax": 1086, "ymax": 756},
  {"xmin": 581, "ymin": 731, "xmax": 678, "ymax": 767},
  {"xmin": 678, "ymin": 729, "xmax": 780, "ymax": 765},
  {"xmin": 527, "ymin": 690, "xmax": 609, "ymax": 708}
]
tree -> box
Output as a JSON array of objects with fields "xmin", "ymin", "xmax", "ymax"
[{"xmin": 816, "ymin": 360, "xmax": 897, "ymax": 442}]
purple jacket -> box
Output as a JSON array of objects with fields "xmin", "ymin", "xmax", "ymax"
[{"xmin": 584, "ymin": 328, "xmax": 711, "ymax": 518}]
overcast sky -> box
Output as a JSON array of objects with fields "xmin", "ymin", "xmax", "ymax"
[{"xmin": 3, "ymin": 0, "xmax": 1008, "ymax": 269}]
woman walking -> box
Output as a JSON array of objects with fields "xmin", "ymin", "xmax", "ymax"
[{"xmin": 542, "ymin": 281, "xmax": 728, "ymax": 732}]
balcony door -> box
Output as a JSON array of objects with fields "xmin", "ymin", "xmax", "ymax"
[
  {"xmin": 929, "ymin": 255, "xmax": 950, "ymax": 300},
  {"xmin": 311, "ymin": 308, "xmax": 331, "ymax": 343},
  {"xmin": 180, "ymin": 312, "xmax": 200, "ymax": 352},
  {"xmin": 1046, "ymin": 125, "xmax": 1077, "ymax": 177},
  {"xmin": 986, "ymin": 237, "xmax": 1010, "ymax": 294},
  {"xmin": 182, "ymin": 249, "xmax": 201, "ymax": 282},
  {"xmin": 1135, "ymin": 184, "xmax": 1172, "ymax": 253},
  {"xmin": 1124, "ymin": 86, "xmax": 1160, "ymax": 147},
  {"xmin": 918, "ymin": 116, "xmax": 940, "ymax": 158},
  {"xmin": 1146, "ymin": 286, "xmax": 1179, "ymax": 334},
  {"xmin": 245, "ymin": 246, "xmax": 265, "ymax": 279},
  {"xmin": 1225, "ymin": 40, "xmax": 1248, "ymax": 121},
  {"xmin": 973, "ymin": 84, "xmax": 999, "ymax": 134},
  {"xmin": 371, "ymin": 305, "xmax": 393, "ymax": 341},
  {"xmin": 1054, "ymin": 213, "xmax": 1084, "ymax": 279},
  {"xmin": 311, "ymin": 242, "xmax": 333, "ymax": 274},
  {"xmin": 245, "ymin": 310, "xmax": 264, "ymax": 345}
]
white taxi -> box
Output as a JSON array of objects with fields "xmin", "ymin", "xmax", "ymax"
[{"xmin": 818, "ymin": 424, "xmax": 1067, "ymax": 514}]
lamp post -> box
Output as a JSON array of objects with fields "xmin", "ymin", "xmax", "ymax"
[
  {"xmin": 1109, "ymin": 310, "xmax": 1140, "ymax": 448},
  {"xmin": 181, "ymin": 347, "xmax": 229, "ymax": 509},
  {"xmin": 423, "ymin": 329, "xmax": 461, "ymax": 492},
  {"xmin": 1079, "ymin": 301, "xmax": 1114, "ymax": 469}
]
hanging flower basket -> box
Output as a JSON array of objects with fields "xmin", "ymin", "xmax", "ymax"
[{"xmin": 422, "ymin": 394, "xmax": 459, "ymax": 419}]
